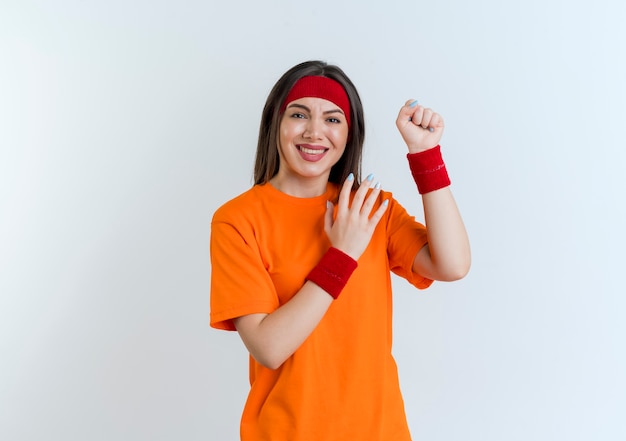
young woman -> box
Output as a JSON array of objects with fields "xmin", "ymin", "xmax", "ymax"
[{"xmin": 210, "ymin": 60, "xmax": 470, "ymax": 440}]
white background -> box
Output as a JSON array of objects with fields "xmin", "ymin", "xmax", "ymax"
[{"xmin": 1, "ymin": 1, "xmax": 625, "ymax": 440}]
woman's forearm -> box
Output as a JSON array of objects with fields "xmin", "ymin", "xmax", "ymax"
[
  {"xmin": 413, "ymin": 187, "xmax": 471, "ymax": 281},
  {"xmin": 233, "ymin": 282, "xmax": 333, "ymax": 369}
]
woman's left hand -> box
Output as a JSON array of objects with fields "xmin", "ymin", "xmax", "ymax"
[{"xmin": 395, "ymin": 100, "xmax": 444, "ymax": 154}]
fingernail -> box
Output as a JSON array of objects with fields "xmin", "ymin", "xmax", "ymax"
[
  {"xmin": 327, "ymin": 201, "xmax": 332, "ymax": 209},
  {"xmin": 409, "ymin": 100, "xmax": 418, "ymax": 108},
  {"xmin": 347, "ymin": 173, "xmax": 354, "ymax": 181},
  {"xmin": 429, "ymin": 127, "xmax": 434, "ymax": 132},
  {"xmin": 374, "ymin": 182, "xmax": 381, "ymax": 190},
  {"xmin": 366, "ymin": 173, "xmax": 374, "ymax": 181},
  {"xmin": 382, "ymin": 199, "xmax": 389, "ymax": 206}
]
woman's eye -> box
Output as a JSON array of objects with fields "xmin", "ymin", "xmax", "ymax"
[
  {"xmin": 290, "ymin": 112, "xmax": 305, "ymax": 119},
  {"xmin": 327, "ymin": 117, "xmax": 341, "ymax": 124}
]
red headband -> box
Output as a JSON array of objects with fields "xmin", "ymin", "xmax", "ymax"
[{"xmin": 281, "ymin": 76, "xmax": 351, "ymax": 128}]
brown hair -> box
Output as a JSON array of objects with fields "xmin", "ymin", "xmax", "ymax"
[{"xmin": 253, "ymin": 60, "xmax": 365, "ymax": 187}]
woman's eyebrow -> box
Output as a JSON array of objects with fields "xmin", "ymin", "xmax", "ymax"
[{"xmin": 286, "ymin": 103, "xmax": 344, "ymax": 115}]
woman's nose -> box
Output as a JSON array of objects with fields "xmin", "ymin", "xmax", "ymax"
[{"xmin": 303, "ymin": 118, "xmax": 322, "ymax": 139}]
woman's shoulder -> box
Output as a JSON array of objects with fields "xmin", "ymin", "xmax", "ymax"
[{"xmin": 212, "ymin": 185, "xmax": 267, "ymax": 223}]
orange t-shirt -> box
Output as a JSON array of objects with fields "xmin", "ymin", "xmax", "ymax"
[{"xmin": 210, "ymin": 183, "xmax": 432, "ymax": 441}]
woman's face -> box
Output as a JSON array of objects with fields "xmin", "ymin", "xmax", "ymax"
[{"xmin": 273, "ymin": 96, "xmax": 349, "ymax": 191}]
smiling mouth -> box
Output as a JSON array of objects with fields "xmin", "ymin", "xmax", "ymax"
[{"xmin": 298, "ymin": 145, "xmax": 328, "ymax": 155}]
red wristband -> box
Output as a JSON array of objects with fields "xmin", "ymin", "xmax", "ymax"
[
  {"xmin": 306, "ymin": 247, "xmax": 358, "ymax": 299},
  {"xmin": 407, "ymin": 145, "xmax": 451, "ymax": 194}
]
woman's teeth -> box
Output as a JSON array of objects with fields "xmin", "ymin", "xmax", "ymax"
[{"xmin": 300, "ymin": 146, "xmax": 325, "ymax": 154}]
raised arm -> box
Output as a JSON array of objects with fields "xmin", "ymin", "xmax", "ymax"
[
  {"xmin": 396, "ymin": 100, "xmax": 471, "ymax": 282},
  {"xmin": 234, "ymin": 176, "xmax": 388, "ymax": 369}
]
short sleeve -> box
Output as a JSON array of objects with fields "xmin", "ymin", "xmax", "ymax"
[
  {"xmin": 385, "ymin": 197, "xmax": 434, "ymax": 290},
  {"xmin": 210, "ymin": 220, "xmax": 280, "ymax": 331}
]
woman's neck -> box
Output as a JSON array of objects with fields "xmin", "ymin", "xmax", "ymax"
[{"xmin": 269, "ymin": 174, "xmax": 329, "ymax": 198}]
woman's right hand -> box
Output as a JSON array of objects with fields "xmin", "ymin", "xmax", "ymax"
[{"xmin": 324, "ymin": 174, "xmax": 389, "ymax": 261}]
